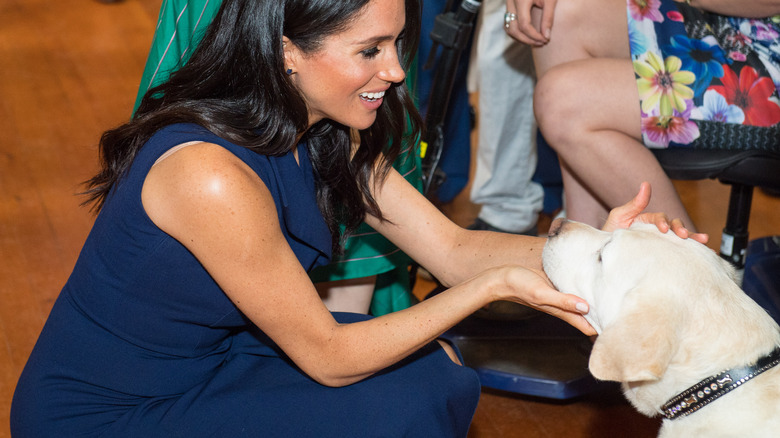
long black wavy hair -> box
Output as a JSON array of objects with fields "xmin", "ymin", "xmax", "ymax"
[{"xmin": 83, "ymin": 0, "xmax": 423, "ymax": 253}]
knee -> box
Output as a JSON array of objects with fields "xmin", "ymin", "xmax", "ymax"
[{"xmin": 533, "ymin": 66, "xmax": 581, "ymax": 149}]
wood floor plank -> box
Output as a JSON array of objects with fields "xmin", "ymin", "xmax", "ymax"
[{"xmin": 0, "ymin": 1, "xmax": 155, "ymax": 436}]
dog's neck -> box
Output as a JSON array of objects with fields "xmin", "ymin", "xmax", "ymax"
[
  {"xmin": 623, "ymin": 339, "xmax": 780, "ymax": 421},
  {"xmin": 624, "ymin": 284, "xmax": 780, "ymax": 419},
  {"xmin": 659, "ymin": 347, "xmax": 780, "ymax": 419}
]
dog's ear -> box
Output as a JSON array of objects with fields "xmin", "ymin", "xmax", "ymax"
[{"xmin": 588, "ymin": 288, "xmax": 679, "ymax": 383}]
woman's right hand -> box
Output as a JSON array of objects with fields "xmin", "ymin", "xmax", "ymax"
[
  {"xmin": 602, "ymin": 182, "xmax": 709, "ymax": 244},
  {"xmin": 504, "ymin": 0, "xmax": 558, "ymax": 46},
  {"xmin": 483, "ymin": 265, "xmax": 596, "ymax": 336}
]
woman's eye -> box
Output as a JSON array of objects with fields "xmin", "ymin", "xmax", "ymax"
[{"xmin": 361, "ymin": 47, "xmax": 380, "ymax": 59}]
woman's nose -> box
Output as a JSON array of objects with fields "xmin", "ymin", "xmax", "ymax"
[{"xmin": 378, "ymin": 53, "xmax": 406, "ymax": 84}]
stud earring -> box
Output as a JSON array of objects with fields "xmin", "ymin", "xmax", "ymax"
[{"xmin": 286, "ymin": 68, "xmax": 293, "ymax": 75}]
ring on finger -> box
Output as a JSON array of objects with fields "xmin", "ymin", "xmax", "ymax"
[{"xmin": 504, "ymin": 12, "xmax": 517, "ymax": 29}]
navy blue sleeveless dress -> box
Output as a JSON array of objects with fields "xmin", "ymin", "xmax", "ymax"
[{"xmin": 11, "ymin": 124, "xmax": 481, "ymax": 437}]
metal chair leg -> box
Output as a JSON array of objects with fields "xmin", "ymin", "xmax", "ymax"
[{"xmin": 720, "ymin": 183, "xmax": 753, "ymax": 269}]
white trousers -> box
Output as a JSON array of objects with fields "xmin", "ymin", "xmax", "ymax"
[{"xmin": 468, "ymin": 0, "xmax": 544, "ymax": 233}]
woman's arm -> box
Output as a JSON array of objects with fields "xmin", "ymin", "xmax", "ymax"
[
  {"xmin": 687, "ymin": 0, "xmax": 780, "ymax": 18},
  {"xmin": 364, "ymin": 166, "xmax": 548, "ymax": 286},
  {"xmin": 364, "ymin": 171, "xmax": 707, "ymax": 335},
  {"xmin": 364, "ymin": 170, "xmax": 706, "ymax": 289},
  {"xmin": 141, "ymin": 143, "xmax": 591, "ymax": 389}
]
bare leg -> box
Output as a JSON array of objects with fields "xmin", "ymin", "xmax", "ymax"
[
  {"xmin": 559, "ymin": 162, "xmax": 610, "ymax": 227},
  {"xmin": 531, "ymin": 0, "xmax": 697, "ymax": 230},
  {"xmin": 532, "ymin": 0, "xmax": 631, "ymax": 76},
  {"xmin": 535, "ymin": 59, "xmax": 696, "ymax": 229},
  {"xmin": 315, "ymin": 276, "xmax": 376, "ymax": 314}
]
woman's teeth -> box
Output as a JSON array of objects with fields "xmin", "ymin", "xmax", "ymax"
[{"xmin": 360, "ymin": 91, "xmax": 385, "ymax": 102}]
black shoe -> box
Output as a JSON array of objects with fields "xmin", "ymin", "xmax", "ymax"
[
  {"xmin": 761, "ymin": 186, "xmax": 780, "ymax": 197},
  {"xmin": 467, "ymin": 218, "xmax": 538, "ymax": 236}
]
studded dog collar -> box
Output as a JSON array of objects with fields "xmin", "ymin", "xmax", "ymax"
[{"xmin": 661, "ymin": 347, "xmax": 780, "ymax": 420}]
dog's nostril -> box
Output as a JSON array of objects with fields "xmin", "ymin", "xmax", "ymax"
[{"xmin": 548, "ymin": 218, "xmax": 565, "ymax": 237}]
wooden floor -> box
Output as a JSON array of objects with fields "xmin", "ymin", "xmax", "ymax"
[{"xmin": 1, "ymin": 0, "xmax": 779, "ymax": 437}]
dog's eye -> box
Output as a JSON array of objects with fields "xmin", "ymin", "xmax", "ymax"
[{"xmin": 597, "ymin": 239, "xmax": 612, "ymax": 263}]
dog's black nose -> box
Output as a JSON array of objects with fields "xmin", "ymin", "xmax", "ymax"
[{"xmin": 548, "ymin": 218, "xmax": 566, "ymax": 237}]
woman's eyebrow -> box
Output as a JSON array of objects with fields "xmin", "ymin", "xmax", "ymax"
[
  {"xmin": 354, "ymin": 35, "xmax": 395, "ymax": 45},
  {"xmin": 354, "ymin": 28, "xmax": 405, "ymax": 46}
]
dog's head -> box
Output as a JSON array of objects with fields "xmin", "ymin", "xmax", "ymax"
[{"xmin": 542, "ymin": 219, "xmax": 743, "ymax": 385}]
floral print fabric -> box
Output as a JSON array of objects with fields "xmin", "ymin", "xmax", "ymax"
[{"xmin": 628, "ymin": 0, "xmax": 780, "ymax": 149}]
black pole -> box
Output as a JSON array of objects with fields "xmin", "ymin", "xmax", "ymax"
[
  {"xmin": 721, "ymin": 183, "xmax": 753, "ymax": 268},
  {"xmin": 420, "ymin": 0, "xmax": 482, "ymax": 197},
  {"xmin": 409, "ymin": 0, "xmax": 482, "ymax": 291}
]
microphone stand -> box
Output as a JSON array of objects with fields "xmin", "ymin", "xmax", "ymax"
[{"xmin": 420, "ymin": 0, "xmax": 482, "ymax": 197}]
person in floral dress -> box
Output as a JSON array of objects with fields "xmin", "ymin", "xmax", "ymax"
[{"xmin": 504, "ymin": 0, "xmax": 780, "ymax": 229}]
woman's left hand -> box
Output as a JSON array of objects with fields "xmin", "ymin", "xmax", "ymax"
[
  {"xmin": 505, "ymin": 0, "xmax": 558, "ymax": 47},
  {"xmin": 602, "ymin": 182, "xmax": 709, "ymax": 244}
]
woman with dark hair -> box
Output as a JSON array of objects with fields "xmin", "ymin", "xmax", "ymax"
[
  {"xmin": 133, "ymin": 0, "xmax": 424, "ymax": 316},
  {"xmin": 11, "ymin": 0, "xmax": 702, "ymax": 436}
]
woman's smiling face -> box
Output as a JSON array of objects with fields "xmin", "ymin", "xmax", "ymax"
[{"xmin": 284, "ymin": 0, "xmax": 407, "ymax": 130}]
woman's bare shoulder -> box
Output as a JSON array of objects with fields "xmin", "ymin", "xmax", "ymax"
[{"xmin": 142, "ymin": 141, "xmax": 277, "ymax": 238}]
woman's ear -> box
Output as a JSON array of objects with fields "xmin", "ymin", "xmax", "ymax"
[{"xmin": 282, "ymin": 36, "xmax": 298, "ymax": 75}]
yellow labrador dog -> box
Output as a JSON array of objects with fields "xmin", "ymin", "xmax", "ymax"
[{"xmin": 542, "ymin": 219, "xmax": 780, "ymax": 438}]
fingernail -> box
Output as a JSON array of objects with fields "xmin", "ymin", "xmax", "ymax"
[{"xmin": 575, "ymin": 302, "xmax": 589, "ymax": 313}]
